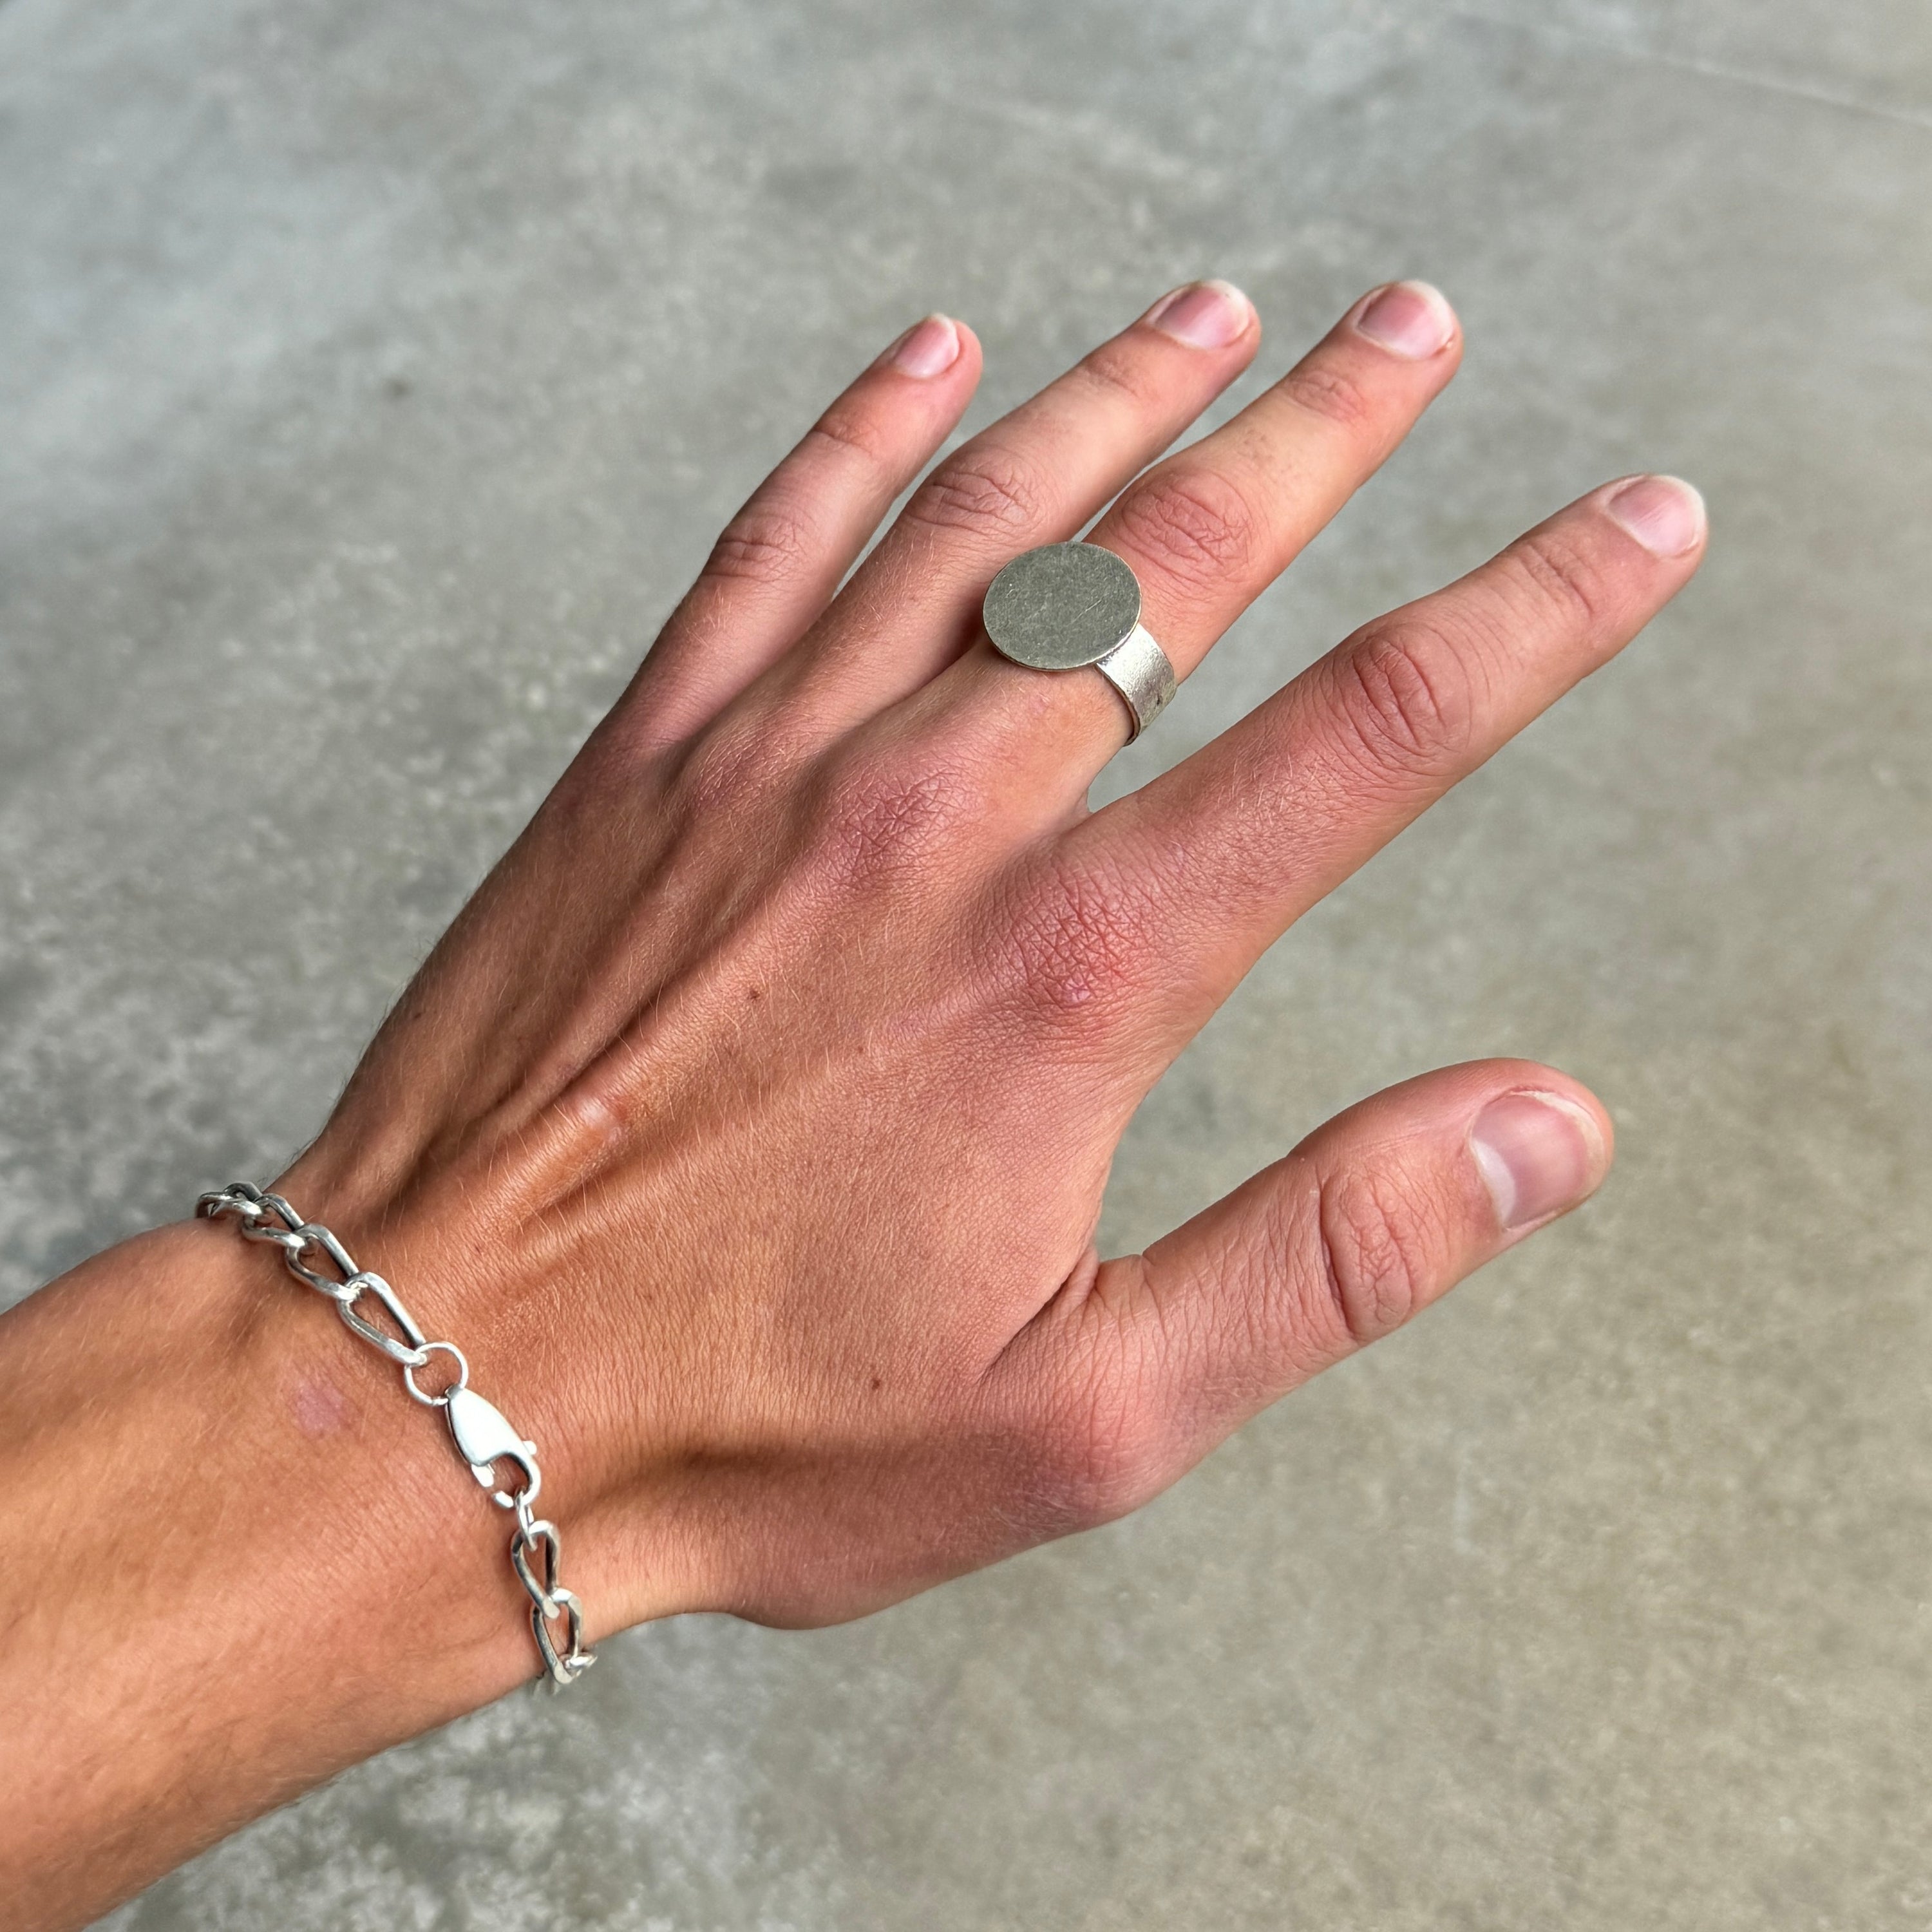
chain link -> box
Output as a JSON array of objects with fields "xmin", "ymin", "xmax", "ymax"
[{"xmin": 198, "ymin": 1180, "xmax": 595, "ymax": 1687}]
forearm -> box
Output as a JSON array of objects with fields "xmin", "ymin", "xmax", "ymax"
[{"xmin": 0, "ymin": 1222, "xmax": 535, "ymax": 1931}]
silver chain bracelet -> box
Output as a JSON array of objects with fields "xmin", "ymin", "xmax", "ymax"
[{"xmin": 197, "ymin": 1181, "xmax": 595, "ymax": 1687}]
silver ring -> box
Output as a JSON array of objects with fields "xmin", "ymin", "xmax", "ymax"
[{"xmin": 982, "ymin": 543, "xmax": 1177, "ymax": 743}]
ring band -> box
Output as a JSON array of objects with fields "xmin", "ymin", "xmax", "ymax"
[
  {"xmin": 1091, "ymin": 623, "xmax": 1177, "ymax": 743},
  {"xmin": 982, "ymin": 543, "xmax": 1177, "ymax": 743}
]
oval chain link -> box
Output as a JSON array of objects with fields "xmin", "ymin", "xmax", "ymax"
[
  {"xmin": 196, "ymin": 1181, "xmax": 595, "ymax": 1687},
  {"xmin": 335, "ymin": 1271, "xmax": 430, "ymax": 1366}
]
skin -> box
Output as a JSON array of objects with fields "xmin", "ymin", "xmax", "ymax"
[{"xmin": 0, "ymin": 279, "xmax": 1705, "ymax": 1929}]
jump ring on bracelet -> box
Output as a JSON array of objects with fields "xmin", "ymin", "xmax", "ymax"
[{"xmin": 402, "ymin": 1340, "xmax": 471, "ymax": 1406}]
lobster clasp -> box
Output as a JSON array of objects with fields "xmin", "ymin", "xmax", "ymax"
[{"xmin": 445, "ymin": 1383, "xmax": 542, "ymax": 1511}]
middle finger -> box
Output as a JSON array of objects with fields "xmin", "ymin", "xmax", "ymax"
[{"xmin": 788, "ymin": 279, "xmax": 1262, "ymax": 726}]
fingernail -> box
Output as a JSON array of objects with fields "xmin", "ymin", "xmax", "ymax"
[
  {"xmin": 1469, "ymin": 1092, "xmax": 1607, "ymax": 1233},
  {"xmin": 1352, "ymin": 280, "xmax": 1457, "ymax": 359},
  {"xmin": 1143, "ymin": 279, "xmax": 1255, "ymax": 350},
  {"xmin": 1604, "ymin": 474, "xmax": 1707, "ymax": 557},
  {"xmin": 884, "ymin": 314, "xmax": 962, "ymax": 378}
]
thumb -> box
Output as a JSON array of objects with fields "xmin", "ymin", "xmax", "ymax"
[{"xmin": 999, "ymin": 1061, "xmax": 1611, "ymax": 1528}]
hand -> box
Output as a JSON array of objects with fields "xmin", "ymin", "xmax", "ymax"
[
  {"xmin": 287, "ymin": 276, "xmax": 1701, "ymax": 1631},
  {"xmin": 0, "ymin": 277, "xmax": 1705, "ymax": 1929}
]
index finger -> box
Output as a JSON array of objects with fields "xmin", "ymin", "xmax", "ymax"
[{"xmin": 1070, "ymin": 473, "xmax": 1709, "ymax": 1024}]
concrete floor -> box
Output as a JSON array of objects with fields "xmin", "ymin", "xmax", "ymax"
[{"xmin": 4, "ymin": 0, "xmax": 1929, "ymax": 1925}]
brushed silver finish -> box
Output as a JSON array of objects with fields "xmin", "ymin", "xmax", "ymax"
[
  {"xmin": 1094, "ymin": 623, "xmax": 1177, "ymax": 741},
  {"xmin": 983, "ymin": 542, "xmax": 1141, "ymax": 670},
  {"xmin": 983, "ymin": 543, "xmax": 1177, "ymax": 740}
]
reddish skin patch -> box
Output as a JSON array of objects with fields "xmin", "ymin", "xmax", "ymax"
[{"xmin": 287, "ymin": 1373, "xmax": 354, "ymax": 1439}]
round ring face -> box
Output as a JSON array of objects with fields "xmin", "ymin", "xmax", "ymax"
[{"xmin": 982, "ymin": 542, "xmax": 1142, "ymax": 672}]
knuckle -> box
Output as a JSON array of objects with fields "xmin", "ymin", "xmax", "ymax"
[
  {"xmin": 1502, "ymin": 528, "xmax": 1609, "ymax": 632},
  {"xmin": 1329, "ymin": 622, "xmax": 1473, "ymax": 782},
  {"xmin": 702, "ymin": 502, "xmax": 818, "ymax": 592},
  {"xmin": 902, "ymin": 444, "xmax": 1048, "ymax": 542},
  {"xmin": 1025, "ymin": 1361, "xmax": 1170, "ymax": 1532},
  {"xmin": 1071, "ymin": 341, "xmax": 1166, "ymax": 412},
  {"xmin": 675, "ymin": 706, "xmax": 811, "ymax": 819},
  {"xmin": 801, "ymin": 404, "xmax": 895, "ymax": 477},
  {"xmin": 998, "ymin": 858, "xmax": 1162, "ymax": 1029},
  {"xmin": 1276, "ymin": 359, "xmax": 1379, "ymax": 437},
  {"xmin": 1112, "ymin": 465, "xmax": 1261, "ymax": 596},
  {"xmin": 813, "ymin": 747, "xmax": 984, "ymax": 888},
  {"xmin": 1313, "ymin": 1166, "xmax": 1440, "ymax": 1349}
]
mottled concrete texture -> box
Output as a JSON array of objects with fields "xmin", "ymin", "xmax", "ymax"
[{"xmin": 4, "ymin": 0, "xmax": 1929, "ymax": 1924}]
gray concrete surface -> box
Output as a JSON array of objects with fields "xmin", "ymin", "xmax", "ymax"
[{"xmin": 3, "ymin": 0, "xmax": 1929, "ymax": 1924}]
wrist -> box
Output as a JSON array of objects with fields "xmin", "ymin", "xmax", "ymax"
[
  {"xmin": 0, "ymin": 1218, "xmax": 539, "ymax": 1927},
  {"xmin": 270, "ymin": 1139, "xmax": 696, "ymax": 1633}
]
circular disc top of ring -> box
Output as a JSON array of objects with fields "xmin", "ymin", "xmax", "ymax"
[{"xmin": 983, "ymin": 542, "xmax": 1142, "ymax": 672}]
